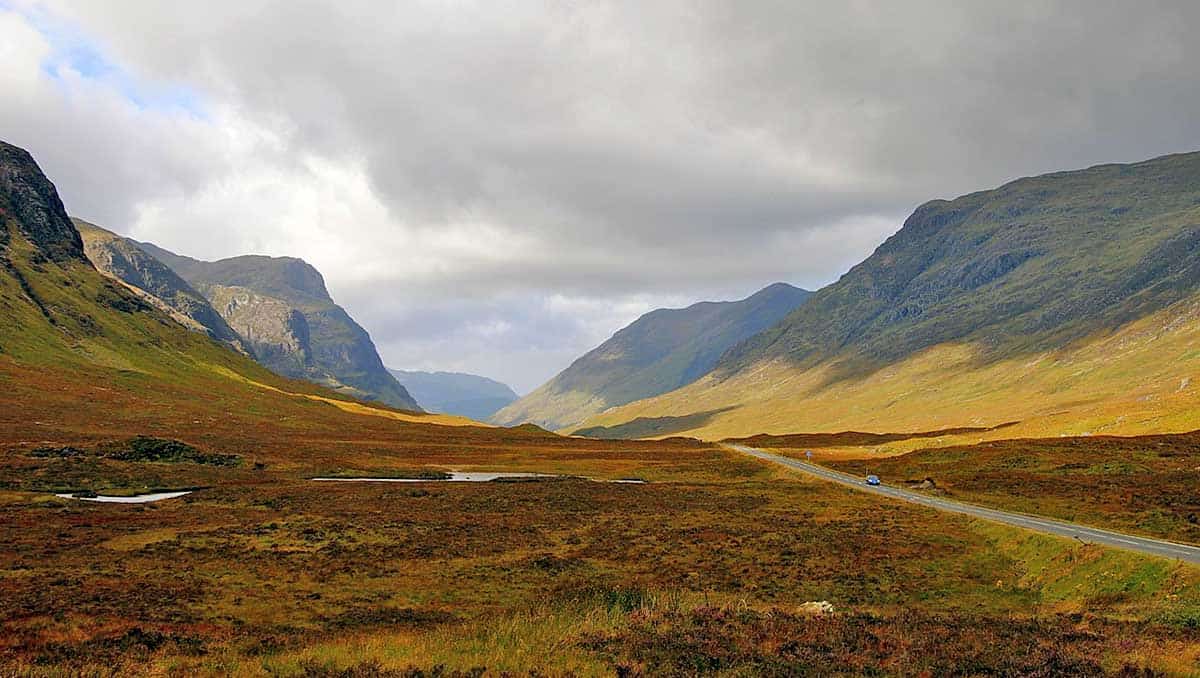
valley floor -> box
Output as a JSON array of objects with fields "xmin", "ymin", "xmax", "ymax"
[
  {"xmin": 4, "ymin": 424, "xmax": 1200, "ymax": 674},
  {"xmin": 3, "ymin": 357, "xmax": 1200, "ymax": 675}
]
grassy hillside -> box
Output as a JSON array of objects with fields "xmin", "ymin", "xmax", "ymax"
[
  {"xmin": 580, "ymin": 152, "xmax": 1200, "ymax": 440},
  {"xmin": 136, "ymin": 242, "xmax": 421, "ymax": 411},
  {"xmin": 493, "ymin": 283, "xmax": 809, "ymax": 431},
  {"xmin": 583, "ymin": 289, "xmax": 1200, "ymax": 440}
]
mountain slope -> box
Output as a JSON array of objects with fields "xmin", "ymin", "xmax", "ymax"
[
  {"xmin": 720, "ymin": 151, "xmax": 1200, "ymax": 379},
  {"xmin": 0, "ymin": 142, "xmax": 83, "ymax": 264},
  {"xmin": 492, "ymin": 282, "xmax": 810, "ymax": 431},
  {"xmin": 581, "ymin": 151, "xmax": 1200, "ymax": 440},
  {"xmin": 0, "ymin": 140, "xmax": 167, "ymax": 369},
  {"xmin": 74, "ymin": 218, "xmax": 253, "ymax": 356},
  {"xmin": 0, "ymin": 139, "xmax": 304, "ymax": 387},
  {"xmin": 135, "ymin": 243, "xmax": 420, "ymax": 411},
  {"xmin": 0, "ymin": 140, "xmax": 473, "ymax": 445},
  {"xmin": 389, "ymin": 369, "xmax": 519, "ymax": 420}
]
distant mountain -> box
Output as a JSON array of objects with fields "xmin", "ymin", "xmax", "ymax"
[
  {"xmin": 74, "ymin": 219, "xmax": 253, "ymax": 356},
  {"xmin": 389, "ymin": 369, "xmax": 518, "ymax": 421},
  {"xmin": 581, "ymin": 150, "xmax": 1200, "ymax": 440},
  {"xmin": 492, "ymin": 282, "xmax": 810, "ymax": 431},
  {"xmin": 136, "ymin": 243, "xmax": 420, "ymax": 411}
]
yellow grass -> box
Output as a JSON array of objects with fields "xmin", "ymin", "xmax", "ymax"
[
  {"xmin": 581, "ymin": 294, "xmax": 1200, "ymax": 441},
  {"xmin": 99, "ymin": 528, "xmax": 182, "ymax": 551},
  {"xmin": 207, "ymin": 364, "xmax": 489, "ymax": 428}
]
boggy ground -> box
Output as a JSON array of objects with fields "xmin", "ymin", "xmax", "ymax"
[
  {"xmin": 821, "ymin": 430, "xmax": 1200, "ymax": 544},
  {"xmin": 4, "ymin": 358, "xmax": 1200, "ymax": 675},
  {"xmin": 4, "ymin": 435, "xmax": 1200, "ymax": 675}
]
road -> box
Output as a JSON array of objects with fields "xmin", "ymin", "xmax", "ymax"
[{"xmin": 726, "ymin": 444, "xmax": 1200, "ymax": 565}]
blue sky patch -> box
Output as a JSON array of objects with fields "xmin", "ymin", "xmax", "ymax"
[{"xmin": 7, "ymin": 2, "xmax": 207, "ymax": 117}]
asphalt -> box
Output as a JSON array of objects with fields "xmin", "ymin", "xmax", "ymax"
[{"xmin": 726, "ymin": 444, "xmax": 1200, "ymax": 565}]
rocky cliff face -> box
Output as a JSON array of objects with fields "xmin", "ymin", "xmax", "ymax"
[
  {"xmin": 205, "ymin": 284, "xmax": 307, "ymax": 365},
  {"xmin": 0, "ymin": 142, "xmax": 84, "ymax": 263},
  {"xmin": 137, "ymin": 246, "xmax": 421, "ymax": 411},
  {"xmin": 75, "ymin": 219, "xmax": 252, "ymax": 356}
]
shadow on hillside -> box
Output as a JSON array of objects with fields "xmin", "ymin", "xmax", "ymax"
[
  {"xmin": 722, "ymin": 421, "xmax": 1019, "ymax": 449},
  {"xmin": 570, "ymin": 407, "xmax": 739, "ymax": 440}
]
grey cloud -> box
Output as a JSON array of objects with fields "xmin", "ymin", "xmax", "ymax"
[{"xmin": 8, "ymin": 1, "xmax": 1200, "ymax": 386}]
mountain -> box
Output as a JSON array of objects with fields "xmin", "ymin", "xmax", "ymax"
[
  {"xmin": 73, "ymin": 218, "xmax": 253, "ymax": 356},
  {"xmin": 0, "ymin": 142, "xmax": 84, "ymax": 264},
  {"xmin": 128, "ymin": 244, "xmax": 421, "ymax": 411},
  {"xmin": 492, "ymin": 282, "xmax": 810, "ymax": 431},
  {"xmin": 720, "ymin": 151, "xmax": 1200, "ymax": 378},
  {"xmin": 0, "ymin": 140, "xmax": 478, "ymax": 436},
  {"xmin": 389, "ymin": 369, "xmax": 519, "ymax": 421},
  {"xmin": 578, "ymin": 151, "xmax": 1200, "ymax": 440},
  {"xmin": 0, "ymin": 138, "xmax": 289, "ymax": 386}
]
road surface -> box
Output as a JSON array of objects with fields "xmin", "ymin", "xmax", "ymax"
[{"xmin": 726, "ymin": 444, "xmax": 1200, "ymax": 565}]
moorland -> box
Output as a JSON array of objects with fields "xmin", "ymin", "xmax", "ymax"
[{"xmin": 5, "ymin": 136, "xmax": 1200, "ymax": 677}]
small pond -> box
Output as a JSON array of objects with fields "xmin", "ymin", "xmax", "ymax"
[
  {"xmin": 311, "ymin": 473, "xmax": 646, "ymax": 484},
  {"xmin": 55, "ymin": 490, "xmax": 194, "ymax": 503}
]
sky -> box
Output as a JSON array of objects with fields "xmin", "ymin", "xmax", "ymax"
[{"xmin": 3, "ymin": 2, "xmax": 1200, "ymax": 393}]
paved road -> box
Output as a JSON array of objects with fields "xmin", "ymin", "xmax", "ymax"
[{"xmin": 727, "ymin": 444, "xmax": 1200, "ymax": 565}]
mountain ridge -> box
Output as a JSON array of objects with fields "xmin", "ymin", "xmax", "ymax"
[
  {"xmin": 578, "ymin": 149, "xmax": 1200, "ymax": 440},
  {"xmin": 74, "ymin": 218, "xmax": 254, "ymax": 356},
  {"xmin": 133, "ymin": 242, "xmax": 421, "ymax": 411},
  {"xmin": 717, "ymin": 150, "xmax": 1200, "ymax": 380},
  {"xmin": 0, "ymin": 139, "xmax": 277, "ymax": 379},
  {"xmin": 492, "ymin": 282, "xmax": 810, "ymax": 430}
]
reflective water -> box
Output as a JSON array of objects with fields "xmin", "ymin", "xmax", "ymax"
[
  {"xmin": 312, "ymin": 472, "xmax": 550, "ymax": 483},
  {"xmin": 312, "ymin": 473, "xmax": 647, "ymax": 484},
  {"xmin": 55, "ymin": 490, "xmax": 193, "ymax": 503}
]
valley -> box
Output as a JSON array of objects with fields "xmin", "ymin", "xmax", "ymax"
[{"xmin": 5, "ymin": 120, "xmax": 1200, "ymax": 674}]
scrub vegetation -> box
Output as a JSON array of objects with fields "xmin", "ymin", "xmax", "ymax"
[
  {"xmin": 826, "ymin": 430, "xmax": 1200, "ymax": 543},
  {"xmin": 5, "ymin": 426, "xmax": 1200, "ymax": 675}
]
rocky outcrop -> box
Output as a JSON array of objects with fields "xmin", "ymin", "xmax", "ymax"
[
  {"xmin": 75, "ymin": 219, "xmax": 253, "ymax": 355},
  {"xmin": 0, "ymin": 141, "xmax": 84, "ymax": 262},
  {"xmin": 206, "ymin": 284, "xmax": 309, "ymax": 368},
  {"xmin": 139, "ymin": 246, "xmax": 421, "ymax": 411}
]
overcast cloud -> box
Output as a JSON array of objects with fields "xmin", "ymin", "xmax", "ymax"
[{"xmin": 3, "ymin": 1, "xmax": 1199, "ymax": 392}]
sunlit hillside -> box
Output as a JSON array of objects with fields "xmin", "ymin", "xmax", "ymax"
[{"xmin": 577, "ymin": 153, "xmax": 1200, "ymax": 441}]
